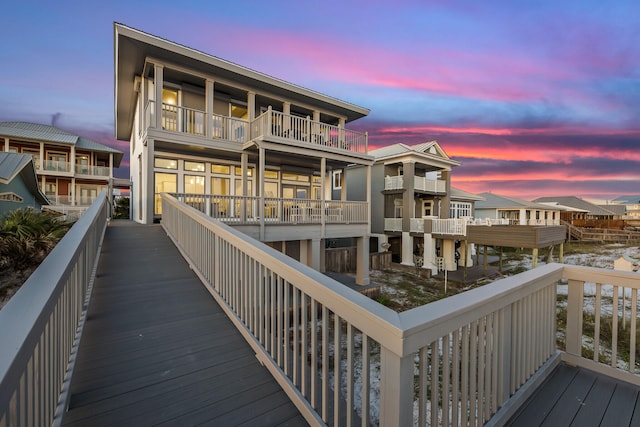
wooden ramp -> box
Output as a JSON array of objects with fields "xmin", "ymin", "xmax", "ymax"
[
  {"xmin": 62, "ymin": 221, "xmax": 307, "ymax": 426},
  {"xmin": 506, "ymin": 364, "xmax": 640, "ymax": 426}
]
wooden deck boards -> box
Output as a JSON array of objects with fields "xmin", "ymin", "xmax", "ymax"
[
  {"xmin": 62, "ymin": 221, "xmax": 307, "ymax": 426},
  {"xmin": 506, "ymin": 364, "xmax": 640, "ymax": 427}
]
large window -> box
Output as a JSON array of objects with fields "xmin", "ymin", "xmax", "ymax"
[
  {"xmin": 184, "ymin": 175, "xmax": 205, "ymax": 194},
  {"xmin": 155, "ymin": 173, "xmax": 177, "ymax": 214},
  {"xmin": 450, "ymin": 202, "xmax": 472, "ymax": 219}
]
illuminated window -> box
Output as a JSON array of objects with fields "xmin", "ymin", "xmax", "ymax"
[
  {"xmin": 154, "ymin": 158, "xmax": 178, "ymax": 169},
  {"xmin": 185, "ymin": 161, "xmax": 205, "ymax": 172},
  {"xmin": 211, "ymin": 164, "xmax": 231, "ymax": 175},
  {"xmin": 154, "ymin": 173, "xmax": 177, "ymax": 214}
]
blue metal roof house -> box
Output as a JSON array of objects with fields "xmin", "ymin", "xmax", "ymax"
[{"xmin": 0, "ymin": 152, "xmax": 49, "ymax": 216}]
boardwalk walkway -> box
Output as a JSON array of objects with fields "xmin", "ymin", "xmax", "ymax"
[{"xmin": 62, "ymin": 221, "xmax": 307, "ymax": 426}]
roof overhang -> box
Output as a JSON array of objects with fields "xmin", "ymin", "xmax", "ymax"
[{"xmin": 114, "ymin": 23, "xmax": 370, "ymax": 141}]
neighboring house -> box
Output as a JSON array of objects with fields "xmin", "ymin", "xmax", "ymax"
[
  {"xmin": 533, "ymin": 196, "xmax": 617, "ymax": 222},
  {"xmin": 610, "ymin": 195, "xmax": 640, "ymax": 220},
  {"xmin": 346, "ymin": 141, "xmax": 483, "ymax": 273},
  {"xmin": 114, "ymin": 23, "xmax": 374, "ymax": 284},
  {"xmin": 475, "ymin": 192, "xmax": 564, "ymax": 225},
  {"xmin": 0, "ymin": 152, "xmax": 49, "ymax": 216},
  {"xmin": 0, "ymin": 122, "xmax": 123, "ymax": 216}
]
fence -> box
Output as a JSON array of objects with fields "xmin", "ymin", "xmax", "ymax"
[{"xmin": 0, "ymin": 192, "xmax": 108, "ymax": 426}]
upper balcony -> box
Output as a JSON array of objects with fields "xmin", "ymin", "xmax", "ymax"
[
  {"xmin": 37, "ymin": 160, "xmax": 111, "ymax": 179},
  {"xmin": 143, "ymin": 101, "xmax": 368, "ymax": 156},
  {"xmin": 384, "ymin": 175, "xmax": 446, "ymax": 193}
]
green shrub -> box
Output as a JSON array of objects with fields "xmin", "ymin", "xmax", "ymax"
[{"xmin": 0, "ymin": 208, "xmax": 73, "ymax": 270}]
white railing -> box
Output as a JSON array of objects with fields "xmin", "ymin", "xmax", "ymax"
[
  {"xmin": 384, "ymin": 175, "xmax": 403, "ymax": 190},
  {"xmin": 414, "ymin": 176, "xmax": 446, "ymax": 193},
  {"xmin": 410, "ymin": 218, "xmax": 424, "ymax": 233},
  {"xmin": 145, "ymin": 100, "xmax": 249, "ymax": 143},
  {"xmin": 0, "ymin": 193, "xmax": 108, "ymax": 426},
  {"xmin": 46, "ymin": 195, "xmax": 100, "ymax": 207},
  {"xmin": 384, "ymin": 217, "xmax": 403, "ymax": 232},
  {"xmin": 383, "ymin": 176, "xmax": 446, "ymax": 193},
  {"xmin": 431, "ymin": 218, "xmax": 467, "ymax": 235},
  {"xmin": 171, "ymin": 193, "xmax": 367, "ymax": 225},
  {"xmin": 251, "ymin": 107, "xmax": 368, "ymax": 154},
  {"xmin": 74, "ymin": 164, "xmax": 110, "ymax": 177},
  {"xmin": 211, "ymin": 113, "xmax": 249, "ymax": 143},
  {"xmin": 43, "ymin": 160, "xmax": 72, "ymax": 173},
  {"xmin": 166, "ymin": 194, "xmax": 640, "ymax": 426}
]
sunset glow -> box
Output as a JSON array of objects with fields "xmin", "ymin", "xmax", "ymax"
[{"xmin": 1, "ymin": 0, "xmax": 638, "ymax": 202}]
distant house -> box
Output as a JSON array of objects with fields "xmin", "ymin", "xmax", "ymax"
[
  {"xmin": 0, "ymin": 152, "xmax": 49, "ymax": 216},
  {"xmin": 476, "ymin": 192, "xmax": 563, "ymax": 225},
  {"xmin": 0, "ymin": 122, "xmax": 124, "ymax": 217},
  {"xmin": 533, "ymin": 196, "xmax": 617, "ymax": 222},
  {"xmin": 610, "ymin": 195, "xmax": 640, "ymax": 220}
]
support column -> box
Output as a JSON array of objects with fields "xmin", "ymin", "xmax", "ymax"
[
  {"xmin": 532, "ymin": 248, "xmax": 539, "ymax": 268},
  {"xmin": 247, "ymin": 91, "xmax": 256, "ymax": 122},
  {"xmin": 519, "ymin": 209, "xmax": 527, "ymax": 225},
  {"xmin": 154, "ymin": 64, "xmax": 164, "ymax": 129},
  {"xmin": 205, "ymin": 79, "xmax": 214, "ymax": 138},
  {"xmin": 442, "ymin": 239, "xmax": 456, "ymax": 271},
  {"xmin": 241, "ymin": 152, "xmax": 248, "ymax": 223},
  {"xmin": 39, "ymin": 143, "xmax": 44, "ymax": 171},
  {"xmin": 259, "ymin": 147, "xmax": 265, "ymax": 240},
  {"xmin": 109, "ymin": 153, "xmax": 113, "ymax": 178},
  {"xmin": 310, "ymin": 238, "xmax": 321, "ymax": 271},
  {"xmin": 3, "ymin": 137, "xmax": 8, "ymax": 152},
  {"xmin": 379, "ymin": 349, "xmax": 414, "ymax": 427},
  {"xmin": 356, "ymin": 235, "xmax": 370, "ymax": 285},
  {"xmin": 299, "ymin": 240, "xmax": 309, "ymax": 265},
  {"xmin": 319, "ymin": 239, "xmax": 326, "ymax": 273},
  {"xmin": 559, "ymin": 243, "xmax": 564, "ymax": 263},
  {"xmin": 401, "ymin": 232, "xmax": 414, "ymax": 266},
  {"xmin": 340, "ymin": 167, "xmax": 347, "ymax": 201},
  {"xmin": 423, "ymin": 233, "xmax": 437, "ymax": 275},
  {"xmin": 71, "ymin": 177, "xmax": 76, "ymax": 206},
  {"xmin": 320, "ymin": 157, "xmax": 326, "ymax": 237},
  {"xmin": 459, "ymin": 241, "xmax": 474, "ymax": 267},
  {"xmin": 144, "ymin": 138, "xmax": 155, "ymax": 224},
  {"xmin": 401, "ymin": 161, "xmax": 415, "ymax": 233}
]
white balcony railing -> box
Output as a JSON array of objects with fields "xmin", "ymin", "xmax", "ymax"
[
  {"xmin": 384, "ymin": 175, "xmax": 446, "ymax": 193},
  {"xmin": 171, "ymin": 193, "xmax": 367, "ymax": 225},
  {"xmin": 414, "ymin": 176, "xmax": 446, "ymax": 193},
  {"xmin": 144, "ymin": 101, "xmax": 365, "ymax": 152},
  {"xmin": 74, "ymin": 164, "xmax": 110, "ymax": 177},
  {"xmin": 162, "ymin": 193, "xmax": 640, "ymax": 426},
  {"xmin": 410, "ymin": 217, "xmax": 424, "ymax": 233},
  {"xmin": 384, "ymin": 217, "xmax": 403, "ymax": 232},
  {"xmin": 46, "ymin": 195, "xmax": 100, "ymax": 207},
  {"xmin": 251, "ymin": 107, "xmax": 367, "ymax": 155},
  {"xmin": 0, "ymin": 194, "xmax": 108, "ymax": 426},
  {"xmin": 42, "ymin": 160, "xmax": 72, "ymax": 173},
  {"xmin": 432, "ymin": 218, "xmax": 467, "ymax": 235}
]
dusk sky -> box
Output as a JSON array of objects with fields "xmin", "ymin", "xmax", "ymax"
[{"xmin": 1, "ymin": 0, "xmax": 638, "ymax": 202}]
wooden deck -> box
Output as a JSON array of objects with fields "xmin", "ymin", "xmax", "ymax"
[
  {"xmin": 506, "ymin": 363, "xmax": 640, "ymax": 426},
  {"xmin": 62, "ymin": 221, "xmax": 307, "ymax": 426}
]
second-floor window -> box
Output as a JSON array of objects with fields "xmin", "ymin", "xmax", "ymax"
[
  {"xmin": 450, "ymin": 202, "xmax": 472, "ymax": 219},
  {"xmin": 332, "ymin": 170, "xmax": 342, "ymax": 190}
]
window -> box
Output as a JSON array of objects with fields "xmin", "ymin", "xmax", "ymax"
[
  {"xmin": 184, "ymin": 161, "xmax": 205, "ymax": 172},
  {"xmin": 422, "ymin": 200, "xmax": 434, "ymax": 217},
  {"xmin": 211, "ymin": 177, "xmax": 230, "ymax": 195},
  {"xmin": 212, "ymin": 164, "xmax": 231, "ymax": 175},
  {"xmin": 154, "ymin": 173, "xmax": 177, "ymax": 214},
  {"xmin": 332, "ymin": 170, "xmax": 342, "ymax": 189},
  {"xmin": 0, "ymin": 192, "xmax": 23, "ymax": 203},
  {"xmin": 155, "ymin": 158, "xmax": 178, "ymax": 169},
  {"xmin": 184, "ymin": 175, "xmax": 205, "ymax": 194},
  {"xmin": 450, "ymin": 202, "xmax": 472, "ymax": 219},
  {"xmin": 46, "ymin": 152, "xmax": 68, "ymax": 172},
  {"xmin": 264, "ymin": 170, "xmax": 279, "ymax": 180},
  {"xmin": 282, "ymin": 173, "xmax": 310, "ymax": 183},
  {"xmin": 76, "ymin": 154, "xmax": 90, "ymax": 174},
  {"xmin": 234, "ymin": 167, "xmax": 253, "ymax": 177},
  {"xmin": 22, "ymin": 148, "xmax": 40, "ymax": 169}
]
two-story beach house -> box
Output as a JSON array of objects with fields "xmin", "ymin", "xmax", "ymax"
[
  {"xmin": 0, "ymin": 122, "xmax": 123, "ymax": 217},
  {"xmin": 345, "ymin": 141, "xmax": 484, "ymax": 274},
  {"xmin": 114, "ymin": 23, "xmax": 373, "ymax": 284}
]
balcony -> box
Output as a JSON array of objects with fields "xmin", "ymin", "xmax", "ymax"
[
  {"xmin": 42, "ymin": 160, "xmax": 72, "ymax": 174},
  {"xmin": 384, "ymin": 175, "xmax": 446, "ymax": 193},
  {"xmin": 74, "ymin": 164, "xmax": 110, "ymax": 178},
  {"xmin": 143, "ymin": 101, "xmax": 367, "ymax": 156},
  {"xmin": 172, "ymin": 193, "xmax": 367, "ymax": 225}
]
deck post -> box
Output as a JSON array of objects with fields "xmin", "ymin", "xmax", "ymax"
[
  {"xmin": 532, "ymin": 248, "xmax": 538, "ymax": 268},
  {"xmin": 379, "ymin": 347, "xmax": 413, "ymax": 427},
  {"xmin": 566, "ymin": 279, "xmax": 584, "ymax": 356},
  {"xmin": 559, "ymin": 243, "xmax": 564, "ymax": 263}
]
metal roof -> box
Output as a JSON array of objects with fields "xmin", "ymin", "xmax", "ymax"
[
  {"xmin": 0, "ymin": 152, "xmax": 49, "ymax": 205},
  {"xmin": 533, "ymin": 196, "xmax": 617, "ymax": 216},
  {"xmin": 0, "ymin": 122, "xmax": 124, "ymax": 166},
  {"xmin": 450, "ymin": 187, "xmax": 485, "ymax": 202},
  {"xmin": 476, "ymin": 192, "xmax": 563, "ymax": 210},
  {"xmin": 0, "ymin": 122, "xmax": 78, "ymax": 144}
]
